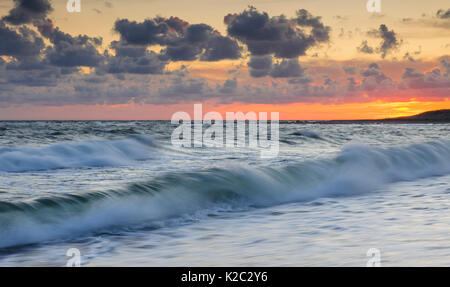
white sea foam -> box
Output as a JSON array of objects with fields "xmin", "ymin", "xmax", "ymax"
[
  {"xmin": 0, "ymin": 140, "xmax": 449, "ymax": 248},
  {"xmin": 0, "ymin": 135, "xmax": 156, "ymax": 172}
]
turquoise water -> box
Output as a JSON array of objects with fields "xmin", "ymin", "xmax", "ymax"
[{"xmin": 0, "ymin": 121, "xmax": 449, "ymax": 266}]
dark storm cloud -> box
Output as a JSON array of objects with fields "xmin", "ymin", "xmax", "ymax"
[
  {"xmin": 110, "ymin": 41, "xmax": 147, "ymax": 58},
  {"xmin": 0, "ymin": 18, "xmax": 83, "ymax": 88},
  {"xmin": 1, "ymin": 59, "xmax": 448, "ymax": 107},
  {"xmin": 248, "ymin": 55, "xmax": 272, "ymax": 70},
  {"xmin": 5, "ymin": 66, "xmax": 61, "ymax": 86},
  {"xmin": 157, "ymin": 77, "xmax": 211, "ymax": 103},
  {"xmin": 225, "ymin": 7, "xmax": 330, "ymax": 59},
  {"xmin": 377, "ymin": 24, "xmax": 400, "ymax": 58},
  {"xmin": 114, "ymin": 18, "xmax": 171, "ymax": 46},
  {"xmin": 2, "ymin": 0, "xmax": 52, "ymax": 25},
  {"xmin": 96, "ymin": 40, "xmax": 167, "ymax": 75},
  {"xmin": 361, "ymin": 25, "xmax": 400, "ymax": 58},
  {"xmin": 200, "ymin": 35, "xmax": 242, "ymax": 61},
  {"xmin": 0, "ymin": 20, "xmax": 44, "ymax": 57},
  {"xmin": 295, "ymin": 9, "xmax": 330, "ymax": 42},
  {"xmin": 102, "ymin": 51, "xmax": 167, "ymax": 75},
  {"xmin": 159, "ymin": 23, "xmax": 242, "ymax": 61},
  {"xmin": 44, "ymin": 38, "xmax": 104, "ymax": 67},
  {"xmin": 163, "ymin": 16, "xmax": 190, "ymax": 34},
  {"xmin": 399, "ymin": 58, "xmax": 450, "ymax": 91},
  {"xmin": 357, "ymin": 40, "xmax": 374, "ymax": 54},
  {"xmin": 361, "ymin": 63, "xmax": 383, "ymax": 77},
  {"xmin": 37, "ymin": 20, "xmax": 104, "ymax": 67},
  {"xmin": 247, "ymin": 55, "xmax": 310, "ymax": 79},
  {"xmin": 270, "ymin": 58, "xmax": 306, "ymax": 78},
  {"xmin": 287, "ymin": 76, "xmax": 313, "ymax": 85},
  {"xmin": 218, "ymin": 78, "xmax": 238, "ymax": 94},
  {"xmin": 440, "ymin": 58, "xmax": 450, "ymax": 76},
  {"xmin": 436, "ymin": 9, "xmax": 450, "ymax": 19},
  {"xmin": 71, "ymin": 78, "xmax": 154, "ymax": 106},
  {"xmin": 360, "ymin": 63, "xmax": 394, "ymax": 90},
  {"xmin": 247, "ymin": 55, "xmax": 272, "ymax": 77},
  {"xmin": 3, "ymin": 52, "xmax": 79, "ymax": 87},
  {"xmin": 0, "ymin": 72, "xmax": 161, "ymax": 107},
  {"xmin": 1, "ymin": 4, "xmax": 449, "ymax": 107},
  {"xmin": 5, "ymin": 55, "xmax": 45, "ymax": 70},
  {"xmin": 114, "ymin": 17, "xmax": 241, "ymax": 62},
  {"xmin": 400, "ymin": 67, "xmax": 450, "ymax": 90},
  {"xmin": 159, "ymin": 23, "xmax": 212, "ymax": 61}
]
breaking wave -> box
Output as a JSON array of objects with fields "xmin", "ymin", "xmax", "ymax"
[
  {"xmin": 0, "ymin": 135, "xmax": 156, "ymax": 172},
  {"xmin": 290, "ymin": 130, "xmax": 322, "ymax": 139},
  {"xmin": 0, "ymin": 140, "xmax": 449, "ymax": 248}
]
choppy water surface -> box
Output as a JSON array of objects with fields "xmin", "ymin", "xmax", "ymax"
[{"xmin": 0, "ymin": 121, "xmax": 449, "ymax": 266}]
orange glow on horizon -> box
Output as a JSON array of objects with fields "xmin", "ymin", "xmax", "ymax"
[
  {"xmin": 210, "ymin": 99, "xmax": 450, "ymax": 120},
  {"xmin": 0, "ymin": 99, "xmax": 449, "ymax": 121}
]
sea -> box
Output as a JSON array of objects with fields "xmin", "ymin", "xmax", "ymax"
[{"xmin": 0, "ymin": 121, "xmax": 449, "ymax": 266}]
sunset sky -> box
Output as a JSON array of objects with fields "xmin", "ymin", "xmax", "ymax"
[{"xmin": 0, "ymin": 0, "xmax": 449, "ymax": 120}]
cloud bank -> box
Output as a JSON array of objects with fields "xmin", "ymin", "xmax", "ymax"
[{"xmin": 0, "ymin": 1, "xmax": 448, "ymax": 108}]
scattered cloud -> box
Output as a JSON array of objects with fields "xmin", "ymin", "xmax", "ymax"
[
  {"xmin": 2, "ymin": 0, "xmax": 52, "ymax": 25},
  {"xmin": 436, "ymin": 9, "xmax": 450, "ymax": 19},
  {"xmin": 0, "ymin": 20, "xmax": 44, "ymax": 57},
  {"xmin": 270, "ymin": 58, "xmax": 306, "ymax": 78},
  {"xmin": 357, "ymin": 40, "xmax": 374, "ymax": 54},
  {"xmin": 225, "ymin": 7, "xmax": 330, "ymax": 59},
  {"xmin": 359, "ymin": 25, "xmax": 401, "ymax": 58},
  {"xmin": 114, "ymin": 17, "xmax": 241, "ymax": 62},
  {"xmin": 0, "ymin": 3, "xmax": 448, "ymax": 108}
]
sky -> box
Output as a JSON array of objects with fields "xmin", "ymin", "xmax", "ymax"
[{"xmin": 0, "ymin": 0, "xmax": 449, "ymax": 120}]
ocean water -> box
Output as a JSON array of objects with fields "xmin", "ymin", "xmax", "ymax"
[{"xmin": 0, "ymin": 121, "xmax": 449, "ymax": 266}]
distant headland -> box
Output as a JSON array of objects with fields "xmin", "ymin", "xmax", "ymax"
[
  {"xmin": 381, "ymin": 109, "xmax": 450, "ymax": 123},
  {"xmin": 310, "ymin": 109, "xmax": 450, "ymax": 124}
]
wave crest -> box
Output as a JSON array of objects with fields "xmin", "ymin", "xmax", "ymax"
[
  {"xmin": 0, "ymin": 135, "xmax": 156, "ymax": 172},
  {"xmin": 0, "ymin": 140, "xmax": 449, "ymax": 248}
]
